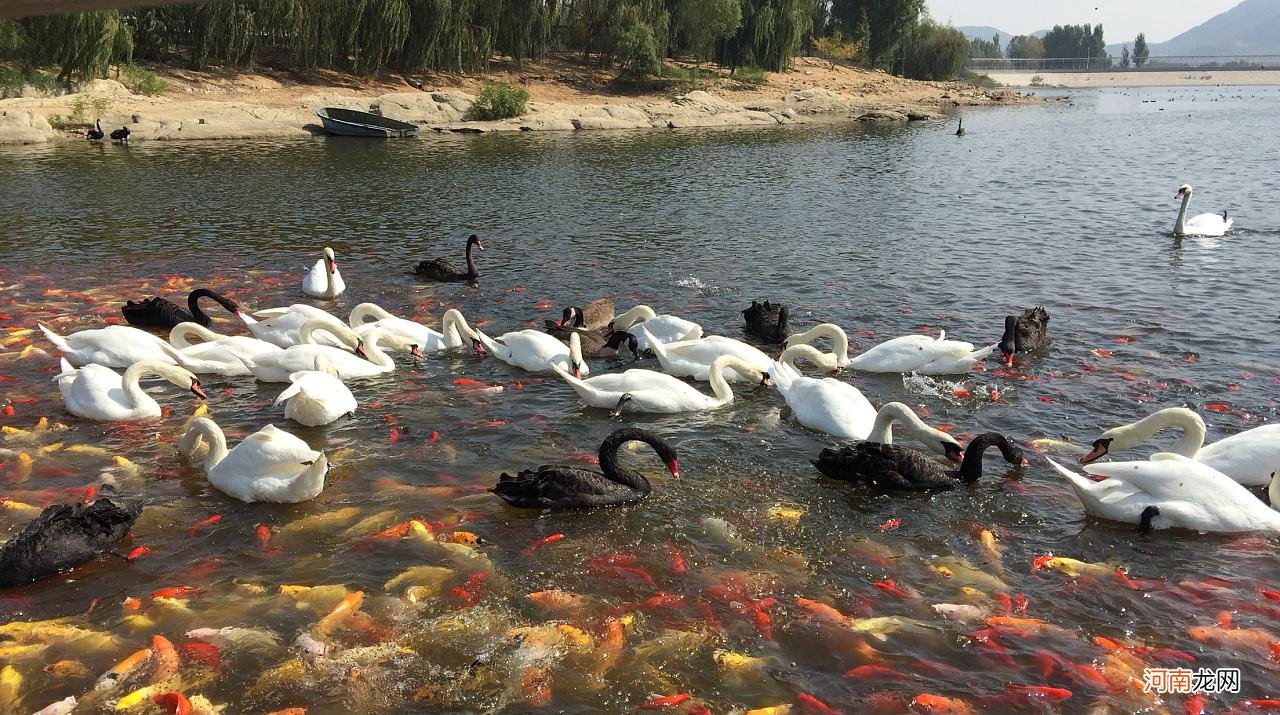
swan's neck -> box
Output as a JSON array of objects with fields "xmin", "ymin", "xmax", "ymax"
[
  {"xmin": 465, "ymin": 242, "xmax": 477, "ymax": 277},
  {"xmin": 170, "ymin": 322, "xmax": 220, "ymax": 349},
  {"xmin": 361, "ymin": 332, "xmax": 398, "ymax": 369},
  {"xmin": 1175, "ymin": 191, "xmax": 1191, "ymax": 234},
  {"xmin": 120, "ymin": 363, "xmax": 162, "ymax": 414},
  {"xmin": 708, "ymin": 357, "xmax": 754, "ymax": 405},
  {"xmin": 867, "ymin": 403, "xmax": 925, "ymax": 445},
  {"xmin": 1109, "ymin": 409, "xmax": 1205, "ymax": 457},
  {"xmin": 299, "ymin": 319, "xmax": 352, "ymax": 349},
  {"xmin": 598, "ymin": 432, "xmax": 655, "ymax": 494},
  {"xmin": 612, "ymin": 305, "xmax": 656, "ymax": 330},
  {"xmin": 442, "ymin": 310, "xmax": 475, "ymax": 346},
  {"xmin": 349, "ymin": 303, "xmax": 392, "ymax": 328},
  {"xmin": 778, "ymin": 344, "xmax": 837, "ymax": 370},
  {"xmin": 792, "ymin": 324, "xmax": 849, "ymax": 361},
  {"xmin": 568, "ymin": 333, "xmax": 584, "ymax": 368},
  {"xmin": 182, "ymin": 419, "xmax": 228, "ymax": 472}
]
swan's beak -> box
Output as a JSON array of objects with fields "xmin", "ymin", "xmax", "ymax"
[
  {"xmin": 760, "ymin": 373, "xmax": 772, "ymax": 388},
  {"xmin": 572, "ymin": 363, "xmax": 582, "ymax": 379},
  {"xmin": 944, "ymin": 443, "xmax": 964, "ymax": 463},
  {"xmin": 410, "ymin": 344, "xmax": 424, "ymax": 359},
  {"xmin": 666, "ymin": 459, "xmax": 680, "ymax": 479},
  {"xmin": 190, "ymin": 380, "xmax": 207, "ymax": 400},
  {"xmin": 476, "ymin": 241, "xmax": 485, "ymax": 252},
  {"xmin": 1002, "ymin": 352, "xmax": 1015, "ymax": 368},
  {"xmin": 1081, "ymin": 440, "xmax": 1109, "ymax": 464},
  {"xmin": 472, "ymin": 339, "xmax": 487, "ymax": 356},
  {"xmin": 354, "ymin": 340, "xmax": 368, "ymax": 360},
  {"xmin": 327, "ymin": 258, "xmax": 336, "ymax": 274}
]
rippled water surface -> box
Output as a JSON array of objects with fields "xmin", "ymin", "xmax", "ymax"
[{"xmin": 2, "ymin": 86, "xmax": 1279, "ymax": 714}]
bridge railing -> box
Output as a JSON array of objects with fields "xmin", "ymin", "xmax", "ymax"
[{"xmin": 966, "ymin": 56, "xmax": 1280, "ymax": 73}]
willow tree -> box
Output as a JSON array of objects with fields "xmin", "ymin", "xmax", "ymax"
[
  {"xmin": 351, "ymin": 0, "xmax": 409, "ymax": 74},
  {"xmin": 21, "ymin": 11, "xmax": 133, "ymax": 84},
  {"xmin": 401, "ymin": 0, "xmax": 491, "ymax": 72},
  {"xmin": 718, "ymin": 0, "xmax": 810, "ymax": 72},
  {"xmin": 190, "ymin": 2, "xmax": 262, "ymax": 67},
  {"xmin": 487, "ymin": 0, "xmax": 557, "ymax": 66}
]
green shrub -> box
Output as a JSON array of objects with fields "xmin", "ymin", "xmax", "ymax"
[
  {"xmin": 0, "ymin": 64, "xmax": 59, "ymax": 98},
  {"xmin": 121, "ymin": 64, "xmax": 166, "ymax": 96},
  {"xmin": 1029, "ymin": 74, "xmax": 1045, "ymax": 86},
  {"xmin": 734, "ymin": 64, "xmax": 767, "ymax": 87},
  {"xmin": 669, "ymin": 65, "xmax": 718, "ymax": 90},
  {"xmin": 467, "ymin": 81, "xmax": 529, "ymax": 121},
  {"xmin": 961, "ymin": 71, "xmax": 998, "ymax": 89},
  {"xmin": 617, "ymin": 22, "xmax": 662, "ymax": 81}
]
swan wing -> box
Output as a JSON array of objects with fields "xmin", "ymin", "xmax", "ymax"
[
  {"xmin": 1184, "ymin": 213, "xmax": 1232, "ymax": 237},
  {"xmin": 499, "ymin": 331, "xmax": 571, "ymax": 372},
  {"xmin": 220, "ymin": 425, "xmax": 321, "ymax": 478},
  {"xmin": 783, "ymin": 375, "xmax": 876, "ymax": 440},
  {"xmin": 1193, "ymin": 424, "xmax": 1280, "ymax": 486},
  {"xmin": 302, "ymin": 259, "xmax": 327, "ymax": 295},
  {"xmin": 1084, "ymin": 453, "xmax": 1271, "ymax": 524},
  {"xmin": 62, "ymin": 364, "xmax": 145, "ymax": 420},
  {"xmin": 848, "ymin": 335, "xmax": 942, "ymax": 372}
]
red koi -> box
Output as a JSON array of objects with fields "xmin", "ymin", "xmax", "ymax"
[
  {"xmin": 797, "ymin": 691, "xmax": 839, "ymax": 714},
  {"xmin": 524, "ymin": 533, "xmax": 565, "ymax": 555},
  {"xmin": 1005, "ymin": 685, "xmax": 1072, "ymax": 702},
  {"xmin": 971, "ymin": 628, "xmax": 1017, "ymax": 667},
  {"xmin": 1037, "ymin": 396, "xmax": 1055, "ymax": 403},
  {"xmin": 1185, "ymin": 694, "xmax": 1209, "ymax": 714},
  {"xmin": 1012, "ymin": 593, "xmax": 1028, "ymax": 614},
  {"xmin": 639, "ymin": 693, "xmax": 690, "ymax": 709},
  {"xmin": 911, "ymin": 658, "xmax": 964, "ymax": 678},
  {"xmin": 753, "ymin": 607, "xmax": 774, "ymax": 640},
  {"xmin": 186, "ymin": 513, "xmax": 221, "ymax": 537},
  {"xmin": 426, "ymin": 430, "xmax": 441, "ymax": 443},
  {"xmin": 1185, "ymin": 353, "xmax": 1199, "ymax": 363},
  {"xmin": 1031, "ymin": 554, "xmax": 1054, "ymax": 572},
  {"xmin": 667, "ymin": 545, "xmax": 688, "ymax": 575},
  {"xmin": 1205, "ymin": 404, "xmax": 1231, "ymax": 413},
  {"xmin": 952, "ymin": 388, "xmax": 972, "ymax": 398},
  {"xmin": 872, "ymin": 579, "xmax": 915, "ymax": 599},
  {"xmin": 993, "ymin": 592, "xmax": 1013, "ymax": 614},
  {"xmin": 1064, "ymin": 663, "xmax": 1110, "ymax": 691},
  {"xmin": 1115, "ymin": 567, "xmax": 1141, "ymax": 590},
  {"xmin": 185, "ymin": 557, "xmax": 221, "ymax": 580},
  {"xmin": 151, "ymin": 586, "xmax": 202, "ymax": 600},
  {"xmin": 1112, "ymin": 336, "xmax": 1135, "ymax": 344},
  {"xmin": 152, "ymin": 693, "xmax": 193, "ymax": 715},
  {"xmin": 452, "ymin": 378, "xmax": 488, "ymax": 387},
  {"xmin": 843, "ymin": 664, "xmax": 907, "ymax": 680},
  {"xmin": 878, "ymin": 518, "xmax": 901, "ymax": 532},
  {"xmin": 122, "ymin": 596, "xmax": 143, "ymax": 611},
  {"xmin": 388, "ymin": 427, "xmax": 399, "ymax": 444},
  {"xmin": 179, "ymin": 642, "xmax": 221, "ymax": 669},
  {"xmin": 125, "ymin": 546, "xmax": 151, "ymax": 561},
  {"xmin": 255, "ymin": 524, "xmax": 272, "ymax": 548},
  {"xmin": 1231, "ymin": 700, "xmax": 1280, "ymax": 712},
  {"xmin": 990, "ymin": 388, "xmax": 1001, "ymax": 401}
]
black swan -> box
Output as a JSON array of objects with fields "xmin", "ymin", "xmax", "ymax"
[
  {"xmin": 955, "ymin": 119, "xmax": 965, "ymax": 136},
  {"xmin": 742, "ymin": 300, "xmax": 789, "ymax": 344},
  {"xmin": 0, "ymin": 498, "xmax": 141, "ymax": 588},
  {"xmin": 491, "ymin": 428, "xmax": 678, "ymax": 509},
  {"xmin": 86, "ymin": 118, "xmax": 105, "ymax": 140},
  {"xmin": 110, "ymin": 126, "xmax": 130, "ymax": 143},
  {"xmin": 998, "ymin": 306, "xmax": 1051, "ymax": 367},
  {"xmin": 121, "ymin": 288, "xmax": 240, "ymax": 330},
  {"xmin": 416, "ymin": 234, "xmax": 484, "ymax": 282},
  {"xmin": 810, "ymin": 432, "xmax": 1025, "ymax": 493}
]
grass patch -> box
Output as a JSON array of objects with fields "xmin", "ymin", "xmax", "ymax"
[
  {"xmin": 467, "ymin": 81, "xmax": 529, "ymax": 120},
  {"xmin": 121, "ymin": 65, "xmax": 166, "ymax": 96},
  {"xmin": 1029, "ymin": 74, "xmax": 1045, "ymax": 87},
  {"xmin": 0, "ymin": 64, "xmax": 59, "ymax": 98},
  {"xmin": 960, "ymin": 71, "xmax": 998, "ymax": 89},
  {"xmin": 733, "ymin": 64, "xmax": 767, "ymax": 87},
  {"xmin": 668, "ymin": 65, "xmax": 719, "ymax": 91}
]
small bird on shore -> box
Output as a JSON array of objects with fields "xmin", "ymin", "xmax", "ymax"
[
  {"xmin": 955, "ymin": 119, "xmax": 965, "ymax": 136},
  {"xmin": 86, "ymin": 118, "xmax": 104, "ymax": 141}
]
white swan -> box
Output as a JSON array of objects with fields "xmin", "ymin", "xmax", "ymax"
[
  {"xmin": 273, "ymin": 356, "xmax": 356, "ymax": 427},
  {"xmin": 54, "ymin": 358, "xmax": 206, "ymax": 421},
  {"xmin": 552, "ymin": 355, "xmax": 769, "ymax": 414},
  {"xmin": 179, "ymin": 417, "xmax": 329, "ymax": 504},
  {"xmin": 167, "ymin": 322, "xmax": 283, "ymax": 376},
  {"xmin": 1173, "ymin": 184, "xmax": 1232, "ymax": 237},
  {"xmin": 1082, "ymin": 407, "xmax": 1280, "ymax": 486},
  {"xmin": 302, "ymin": 246, "xmax": 346, "ymax": 298},
  {"xmin": 784, "ymin": 324, "xmax": 994, "ymax": 374},
  {"xmin": 863, "ymin": 401, "xmax": 964, "ymax": 460},
  {"xmin": 610, "ymin": 305, "xmax": 702, "ymax": 351},
  {"xmin": 1046, "ymin": 454, "xmax": 1280, "ymax": 533},
  {"xmin": 348, "ymin": 304, "xmax": 480, "ymax": 352},
  {"xmin": 243, "ymin": 320, "xmax": 418, "ymax": 382},
  {"xmin": 39, "ymin": 323, "xmax": 179, "ymax": 368},
  {"xmin": 644, "ymin": 326, "xmax": 771, "ymax": 382},
  {"xmin": 769, "ymin": 359, "xmax": 876, "ymax": 441},
  {"xmin": 477, "ymin": 329, "xmax": 588, "ymax": 376},
  {"xmin": 239, "ymin": 304, "xmax": 344, "ymax": 348}
]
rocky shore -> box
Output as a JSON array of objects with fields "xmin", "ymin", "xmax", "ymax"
[{"xmin": 0, "ymin": 58, "xmax": 1048, "ymax": 145}]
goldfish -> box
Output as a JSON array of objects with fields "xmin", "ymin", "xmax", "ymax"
[
  {"xmin": 848, "ymin": 616, "xmax": 935, "ymax": 642},
  {"xmin": 178, "ymin": 642, "xmax": 221, "ymax": 669},
  {"xmin": 713, "ymin": 649, "xmax": 769, "ymax": 680},
  {"xmin": 149, "ymin": 635, "xmax": 180, "ymax": 682},
  {"xmin": 766, "ymin": 503, "xmax": 805, "ymax": 526},
  {"xmin": 0, "ymin": 665, "xmax": 21, "ymax": 712},
  {"xmin": 153, "ymin": 692, "xmax": 193, "ymax": 715},
  {"xmin": 984, "ymin": 615, "xmax": 1075, "ymax": 638},
  {"xmin": 0, "ymin": 642, "xmax": 48, "ymax": 661},
  {"xmin": 385, "ymin": 566, "xmax": 454, "ymax": 595},
  {"xmin": 315, "ymin": 590, "xmax": 363, "ymax": 639},
  {"xmin": 186, "ymin": 514, "xmax": 221, "ymax": 537},
  {"xmin": 1032, "ymin": 555, "xmax": 1117, "ymax": 578},
  {"xmin": 116, "ymin": 684, "xmax": 167, "ymax": 710},
  {"xmin": 977, "ymin": 529, "xmax": 1001, "ymax": 561},
  {"xmin": 524, "ymin": 532, "xmax": 565, "ymax": 554},
  {"xmin": 932, "ymin": 603, "xmax": 990, "ymax": 622},
  {"xmin": 276, "ymin": 506, "xmax": 361, "ymax": 536},
  {"xmin": 1005, "ymin": 685, "xmax": 1072, "ymax": 703},
  {"xmin": 338, "ymin": 510, "xmax": 402, "ymax": 539},
  {"xmin": 95, "ymin": 648, "xmax": 151, "ymax": 691},
  {"xmin": 0, "ymin": 496, "xmax": 41, "ymax": 518},
  {"xmin": 844, "ymin": 664, "xmax": 908, "ymax": 680},
  {"xmin": 640, "ymin": 693, "xmax": 691, "ymax": 709},
  {"xmin": 795, "ymin": 597, "xmax": 850, "ymax": 627},
  {"xmin": 1188, "ymin": 623, "xmax": 1280, "ymax": 658},
  {"xmin": 44, "ymin": 659, "xmax": 90, "ymax": 679},
  {"xmin": 527, "ymin": 590, "xmax": 593, "ymax": 617},
  {"xmin": 151, "ymin": 586, "xmax": 202, "ymax": 600},
  {"xmin": 745, "ymin": 707, "xmax": 793, "ymax": 715},
  {"xmin": 912, "ymin": 694, "xmax": 975, "ymax": 714},
  {"xmin": 279, "ymin": 584, "xmax": 351, "ymax": 614}
]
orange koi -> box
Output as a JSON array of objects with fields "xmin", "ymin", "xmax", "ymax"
[
  {"xmin": 150, "ymin": 634, "xmax": 179, "ymax": 682},
  {"xmin": 125, "ymin": 546, "xmax": 151, "ymax": 561},
  {"xmin": 1232, "ymin": 699, "xmax": 1280, "ymax": 712},
  {"xmin": 796, "ymin": 692, "xmax": 839, "ymax": 714},
  {"xmin": 315, "ymin": 591, "xmax": 364, "ymax": 638},
  {"xmin": 872, "ymin": 579, "xmax": 915, "ymax": 599},
  {"xmin": 524, "ymin": 533, "xmax": 565, "ymax": 555},
  {"xmin": 911, "ymin": 694, "xmax": 975, "ymax": 714},
  {"xmin": 151, "ymin": 586, "xmax": 202, "ymax": 600},
  {"xmin": 178, "ymin": 642, "xmax": 220, "ymax": 669},
  {"xmin": 878, "ymin": 518, "xmax": 901, "ymax": 532},
  {"xmin": 122, "ymin": 597, "xmax": 143, "ymax": 611},
  {"xmin": 795, "ymin": 597, "xmax": 850, "ymax": 627},
  {"xmin": 667, "ymin": 545, "xmax": 688, "ymax": 575},
  {"xmin": 255, "ymin": 524, "xmax": 273, "ymax": 548},
  {"xmin": 186, "ymin": 514, "xmax": 221, "ymax": 537},
  {"xmin": 952, "ymin": 388, "xmax": 972, "ymax": 398},
  {"xmin": 1005, "ymin": 685, "xmax": 1071, "ymax": 702},
  {"xmin": 152, "ymin": 692, "xmax": 192, "ymax": 715},
  {"xmin": 1205, "ymin": 404, "xmax": 1231, "ymax": 413},
  {"xmin": 843, "ymin": 664, "xmax": 907, "ymax": 680},
  {"xmin": 640, "ymin": 693, "xmax": 691, "ymax": 709},
  {"xmin": 264, "ymin": 710, "xmax": 307, "ymax": 715},
  {"xmin": 1185, "ymin": 694, "xmax": 1208, "ymax": 715}
]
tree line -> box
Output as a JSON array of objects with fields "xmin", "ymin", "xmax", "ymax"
[{"xmin": 0, "ymin": 0, "xmax": 994, "ymax": 86}]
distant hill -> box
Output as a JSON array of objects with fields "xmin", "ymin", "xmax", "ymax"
[
  {"xmin": 1107, "ymin": 0, "xmax": 1280, "ymax": 56},
  {"xmin": 957, "ymin": 26, "xmax": 1048, "ymax": 51}
]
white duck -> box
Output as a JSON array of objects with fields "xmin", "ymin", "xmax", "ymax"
[
  {"xmin": 1173, "ymin": 184, "xmax": 1232, "ymax": 237},
  {"xmin": 348, "ymin": 304, "xmax": 480, "ymax": 351},
  {"xmin": 1081, "ymin": 407, "xmax": 1280, "ymax": 486},
  {"xmin": 167, "ymin": 322, "xmax": 282, "ymax": 376},
  {"xmin": 1046, "ymin": 454, "xmax": 1280, "ymax": 533},
  {"xmin": 239, "ymin": 304, "xmax": 343, "ymax": 348},
  {"xmin": 302, "ymin": 246, "xmax": 346, "ymax": 298},
  {"xmin": 610, "ymin": 305, "xmax": 702, "ymax": 351},
  {"xmin": 39, "ymin": 323, "xmax": 179, "ymax": 368},
  {"xmin": 477, "ymin": 329, "xmax": 588, "ymax": 376},
  {"xmin": 243, "ymin": 320, "xmax": 419, "ymax": 382},
  {"xmin": 784, "ymin": 324, "xmax": 994, "ymax": 374},
  {"xmin": 179, "ymin": 417, "xmax": 329, "ymax": 504},
  {"xmin": 643, "ymin": 326, "xmax": 771, "ymax": 382},
  {"xmin": 553, "ymin": 355, "xmax": 768, "ymax": 414},
  {"xmin": 769, "ymin": 359, "xmax": 876, "ymax": 441},
  {"xmin": 54, "ymin": 358, "xmax": 206, "ymax": 421},
  {"xmin": 273, "ymin": 355, "xmax": 356, "ymax": 427}
]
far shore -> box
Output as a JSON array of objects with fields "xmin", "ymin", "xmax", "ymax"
[
  {"xmin": 0, "ymin": 56, "xmax": 1049, "ymax": 145},
  {"xmin": 992, "ymin": 69, "xmax": 1280, "ymax": 89}
]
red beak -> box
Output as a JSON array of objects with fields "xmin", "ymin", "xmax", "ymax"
[
  {"xmin": 667, "ymin": 459, "xmax": 679, "ymax": 479},
  {"xmin": 1003, "ymin": 353, "xmax": 1015, "ymax": 368},
  {"xmin": 355, "ymin": 342, "xmax": 368, "ymax": 360},
  {"xmin": 411, "ymin": 345, "xmax": 424, "ymax": 358},
  {"xmin": 190, "ymin": 382, "xmax": 207, "ymax": 400},
  {"xmin": 1081, "ymin": 445, "xmax": 1107, "ymax": 464}
]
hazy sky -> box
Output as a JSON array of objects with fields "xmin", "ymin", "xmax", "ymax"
[{"xmin": 925, "ymin": 0, "xmax": 1243, "ymax": 44}]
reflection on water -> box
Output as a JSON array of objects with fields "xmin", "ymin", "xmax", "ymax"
[{"xmin": 1, "ymin": 86, "xmax": 1279, "ymax": 713}]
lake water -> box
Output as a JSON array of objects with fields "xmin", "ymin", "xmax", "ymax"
[{"xmin": 1, "ymin": 85, "xmax": 1279, "ymax": 713}]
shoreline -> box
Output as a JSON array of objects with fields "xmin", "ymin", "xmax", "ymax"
[
  {"xmin": 992, "ymin": 68, "xmax": 1280, "ymax": 89},
  {"xmin": 0, "ymin": 57, "xmax": 1049, "ymax": 145}
]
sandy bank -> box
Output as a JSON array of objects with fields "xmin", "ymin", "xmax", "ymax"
[
  {"xmin": 0, "ymin": 57, "xmax": 1047, "ymax": 145},
  {"xmin": 993, "ymin": 69, "xmax": 1280, "ymax": 89}
]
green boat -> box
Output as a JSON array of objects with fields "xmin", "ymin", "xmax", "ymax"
[{"xmin": 316, "ymin": 107, "xmax": 419, "ymax": 138}]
